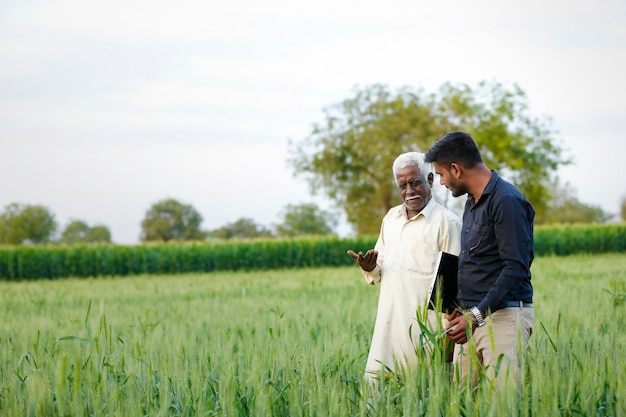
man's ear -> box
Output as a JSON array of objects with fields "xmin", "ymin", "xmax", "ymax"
[
  {"xmin": 427, "ymin": 172, "xmax": 434, "ymax": 187},
  {"xmin": 450, "ymin": 162, "xmax": 462, "ymax": 178}
]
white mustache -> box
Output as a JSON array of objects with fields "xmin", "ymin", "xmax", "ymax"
[{"xmin": 405, "ymin": 195, "xmax": 421, "ymax": 203}]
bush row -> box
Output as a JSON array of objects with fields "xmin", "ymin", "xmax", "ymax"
[
  {"xmin": 0, "ymin": 236, "xmax": 376, "ymax": 280},
  {"xmin": 0, "ymin": 223, "xmax": 624, "ymax": 280}
]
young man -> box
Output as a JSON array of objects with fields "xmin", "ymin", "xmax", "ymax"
[
  {"xmin": 424, "ymin": 131, "xmax": 535, "ymax": 388},
  {"xmin": 347, "ymin": 152, "xmax": 462, "ymax": 384}
]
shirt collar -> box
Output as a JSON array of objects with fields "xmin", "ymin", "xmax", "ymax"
[
  {"xmin": 482, "ymin": 170, "xmax": 500, "ymax": 197},
  {"xmin": 469, "ymin": 169, "xmax": 500, "ymax": 203}
]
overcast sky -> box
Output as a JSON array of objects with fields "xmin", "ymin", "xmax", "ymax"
[{"xmin": 1, "ymin": 0, "xmax": 625, "ymax": 244}]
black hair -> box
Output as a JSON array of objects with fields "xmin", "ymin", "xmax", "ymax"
[{"xmin": 424, "ymin": 131, "xmax": 483, "ymax": 169}]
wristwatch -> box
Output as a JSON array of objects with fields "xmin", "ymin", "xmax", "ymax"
[{"xmin": 470, "ymin": 306, "xmax": 486, "ymax": 327}]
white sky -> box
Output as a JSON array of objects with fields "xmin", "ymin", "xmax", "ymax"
[{"xmin": 1, "ymin": 0, "xmax": 625, "ymax": 244}]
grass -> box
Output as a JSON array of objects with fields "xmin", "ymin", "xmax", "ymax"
[{"xmin": 0, "ymin": 253, "xmax": 625, "ymax": 416}]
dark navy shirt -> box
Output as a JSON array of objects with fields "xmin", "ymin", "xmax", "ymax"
[{"xmin": 457, "ymin": 170, "xmax": 535, "ymax": 314}]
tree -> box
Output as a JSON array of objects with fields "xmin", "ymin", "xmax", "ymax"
[
  {"xmin": 274, "ymin": 203, "xmax": 337, "ymax": 237},
  {"xmin": 60, "ymin": 220, "xmax": 112, "ymax": 245},
  {"xmin": 289, "ymin": 81, "xmax": 569, "ymax": 234},
  {"xmin": 621, "ymin": 194, "xmax": 626, "ymax": 222},
  {"xmin": 0, "ymin": 203, "xmax": 57, "ymax": 245},
  {"xmin": 207, "ymin": 218, "xmax": 273, "ymax": 240},
  {"xmin": 88, "ymin": 225, "xmax": 112, "ymax": 243},
  {"xmin": 140, "ymin": 198, "xmax": 204, "ymax": 242},
  {"xmin": 540, "ymin": 181, "xmax": 612, "ymax": 224}
]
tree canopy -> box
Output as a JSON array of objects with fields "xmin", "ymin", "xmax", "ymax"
[
  {"xmin": 60, "ymin": 220, "xmax": 112, "ymax": 245},
  {"xmin": 274, "ymin": 203, "xmax": 337, "ymax": 237},
  {"xmin": 207, "ymin": 217, "xmax": 273, "ymax": 240},
  {"xmin": 140, "ymin": 198, "xmax": 204, "ymax": 242},
  {"xmin": 540, "ymin": 181, "xmax": 612, "ymax": 224},
  {"xmin": 0, "ymin": 203, "xmax": 57, "ymax": 245},
  {"xmin": 289, "ymin": 81, "xmax": 569, "ymax": 234}
]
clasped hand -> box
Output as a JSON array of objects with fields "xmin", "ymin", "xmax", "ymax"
[{"xmin": 444, "ymin": 308, "xmax": 476, "ymax": 345}]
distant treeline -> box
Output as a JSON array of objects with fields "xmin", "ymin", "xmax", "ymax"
[{"xmin": 0, "ymin": 223, "xmax": 624, "ymax": 280}]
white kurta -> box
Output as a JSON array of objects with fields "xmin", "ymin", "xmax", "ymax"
[{"xmin": 361, "ymin": 198, "xmax": 461, "ymax": 379}]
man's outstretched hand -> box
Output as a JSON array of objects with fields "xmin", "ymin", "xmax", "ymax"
[{"xmin": 347, "ymin": 249, "xmax": 378, "ymax": 272}]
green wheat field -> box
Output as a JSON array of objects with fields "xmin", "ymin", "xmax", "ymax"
[{"xmin": 1, "ymin": 253, "xmax": 625, "ymax": 416}]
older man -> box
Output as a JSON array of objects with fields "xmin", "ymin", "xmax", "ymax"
[{"xmin": 348, "ymin": 152, "xmax": 462, "ymax": 384}]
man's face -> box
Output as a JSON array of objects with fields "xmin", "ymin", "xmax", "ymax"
[
  {"xmin": 433, "ymin": 162, "xmax": 466, "ymax": 197},
  {"xmin": 395, "ymin": 165, "xmax": 432, "ymax": 215}
]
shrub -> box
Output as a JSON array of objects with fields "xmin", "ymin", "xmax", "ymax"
[{"xmin": 0, "ymin": 223, "xmax": 624, "ymax": 280}]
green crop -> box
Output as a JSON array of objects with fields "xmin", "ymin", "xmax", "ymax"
[{"xmin": 0, "ymin": 253, "xmax": 624, "ymax": 416}]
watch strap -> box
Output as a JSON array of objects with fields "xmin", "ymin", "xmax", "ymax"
[{"xmin": 471, "ymin": 306, "xmax": 486, "ymax": 327}]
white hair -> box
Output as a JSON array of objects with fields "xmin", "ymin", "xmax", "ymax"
[{"xmin": 392, "ymin": 152, "xmax": 432, "ymax": 185}]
